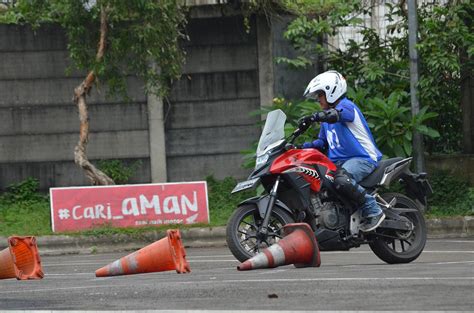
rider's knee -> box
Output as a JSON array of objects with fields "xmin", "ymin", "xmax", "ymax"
[{"xmin": 333, "ymin": 169, "xmax": 366, "ymax": 207}]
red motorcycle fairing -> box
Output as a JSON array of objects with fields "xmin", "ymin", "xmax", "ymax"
[{"xmin": 270, "ymin": 148, "xmax": 337, "ymax": 192}]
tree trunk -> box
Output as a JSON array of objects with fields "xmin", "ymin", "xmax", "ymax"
[
  {"xmin": 461, "ymin": 8, "xmax": 473, "ymax": 154},
  {"xmin": 73, "ymin": 5, "xmax": 114, "ymax": 185},
  {"xmin": 460, "ymin": 54, "xmax": 473, "ymax": 154}
]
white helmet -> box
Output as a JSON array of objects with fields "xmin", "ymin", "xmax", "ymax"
[{"xmin": 303, "ymin": 70, "xmax": 347, "ymax": 104}]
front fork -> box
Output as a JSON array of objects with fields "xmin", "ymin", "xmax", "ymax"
[{"xmin": 256, "ymin": 176, "xmax": 280, "ymax": 242}]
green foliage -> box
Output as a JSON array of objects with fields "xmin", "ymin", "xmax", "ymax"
[
  {"xmin": 97, "ymin": 159, "xmax": 141, "ymax": 185},
  {"xmin": 348, "ymin": 88, "xmax": 439, "ymax": 157},
  {"xmin": 0, "ymin": 0, "xmax": 187, "ymax": 97},
  {"xmin": 427, "ymin": 171, "xmax": 474, "ymax": 217},
  {"xmin": 74, "ymin": 222, "xmax": 199, "ymax": 237},
  {"xmin": 0, "ymin": 177, "xmax": 48, "ymax": 204},
  {"xmin": 0, "ymin": 178, "xmax": 51, "ymax": 236},
  {"xmin": 206, "ymin": 176, "xmax": 256, "ymax": 225},
  {"xmin": 278, "ymin": 1, "xmax": 473, "ymax": 154},
  {"xmin": 416, "ymin": 3, "xmax": 473, "ymax": 153}
]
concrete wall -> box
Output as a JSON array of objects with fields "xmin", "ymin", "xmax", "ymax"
[
  {"xmin": 0, "ymin": 25, "xmax": 150, "ymax": 190},
  {"xmin": 0, "ymin": 9, "xmax": 262, "ymax": 190},
  {"xmin": 271, "ymin": 16, "xmax": 317, "ymax": 101},
  {"xmin": 166, "ymin": 16, "xmax": 260, "ymax": 181},
  {"xmin": 426, "ymin": 155, "xmax": 474, "ymax": 186}
]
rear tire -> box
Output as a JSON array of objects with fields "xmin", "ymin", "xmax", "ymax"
[
  {"xmin": 369, "ymin": 193, "xmax": 427, "ymax": 264},
  {"xmin": 226, "ymin": 204, "xmax": 294, "ymax": 262}
]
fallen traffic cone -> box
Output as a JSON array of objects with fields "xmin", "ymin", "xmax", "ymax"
[
  {"xmin": 237, "ymin": 223, "xmax": 320, "ymax": 271},
  {"xmin": 95, "ymin": 229, "xmax": 190, "ymax": 277},
  {"xmin": 0, "ymin": 236, "xmax": 44, "ymax": 280}
]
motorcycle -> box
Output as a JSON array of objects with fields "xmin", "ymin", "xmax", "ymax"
[{"xmin": 226, "ymin": 109, "xmax": 433, "ymax": 264}]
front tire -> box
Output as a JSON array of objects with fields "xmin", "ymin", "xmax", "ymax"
[
  {"xmin": 369, "ymin": 193, "xmax": 427, "ymax": 264},
  {"xmin": 226, "ymin": 204, "xmax": 294, "ymax": 262}
]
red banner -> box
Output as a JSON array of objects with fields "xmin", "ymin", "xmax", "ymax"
[{"xmin": 50, "ymin": 182, "xmax": 209, "ymax": 232}]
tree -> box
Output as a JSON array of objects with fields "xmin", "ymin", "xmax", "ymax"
[
  {"xmin": 0, "ymin": 0, "xmax": 187, "ymax": 184},
  {"xmin": 274, "ymin": 0, "xmax": 473, "ymax": 157}
]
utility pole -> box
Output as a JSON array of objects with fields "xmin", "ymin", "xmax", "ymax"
[{"xmin": 408, "ymin": 0, "xmax": 425, "ymax": 172}]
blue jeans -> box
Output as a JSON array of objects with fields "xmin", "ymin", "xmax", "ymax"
[{"xmin": 335, "ymin": 158, "xmax": 383, "ymax": 218}]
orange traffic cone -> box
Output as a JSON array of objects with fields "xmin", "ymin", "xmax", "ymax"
[
  {"xmin": 237, "ymin": 223, "xmax": 320, "ymax": 271},
  {"xmin": 95, "ymin": 229, "xmax": 190, "ymax": 277},
  {"xmin": 0, "ymin": 236, "xmax": 44, "ymax": 280}
]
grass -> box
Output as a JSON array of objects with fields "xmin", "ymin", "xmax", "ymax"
[
  {"xmin": 426, "ymin": 186, "xmax": 474, "ymax": 218},
  {"xmin": 425, "ymin": 171, "xmax": 474, "ymax": 218},
  {"xmin": 0, "ymin": 199, "xmax": 53, "ymax": 236}
]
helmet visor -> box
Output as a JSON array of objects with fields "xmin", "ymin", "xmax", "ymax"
[{"xmin": 306, "ymin": 90, "xmax": 325, "ymax": 101}]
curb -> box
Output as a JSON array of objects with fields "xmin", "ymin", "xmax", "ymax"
[
  {"xmin": 0, "ymin": 217, "xmax": 472, "ymax": 256},
  {"xmin": 425, "ymin": 216, "xmax": 474, "ymax": 238},
  {"xmin": 0, "ymin": 227, "xmax": 228, "ymax": 256}
]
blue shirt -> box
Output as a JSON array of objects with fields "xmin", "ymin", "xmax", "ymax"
[{"xmin": 305, "ymin": 97, "xmax": 382, "ymax": 165}]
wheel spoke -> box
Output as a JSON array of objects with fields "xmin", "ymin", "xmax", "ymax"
[
  {"xmin": 269, "ymin": 220, "xmax": 284, "ymax": 233},
  {"xmin": 238, "ymin": 229, "xmax": 257, "ymax": 238},
  {"xmin": 400, "ymin": 240, "xmax": 406, "ymax": 252},
  {"xmin": 239, "ymin": 236, "xmax": 256, "ymax": 244},
  {"xmin": 244, "ymin": 240, "xmax": 259, "ymax": 253},
  {"xmin": 392, "ymin": 240, "xmax": 396, "ymax": 251},
  {"xmin": 267, "ymin": 232, "xmax": 283, "ymax": 239},
  {"xmin": 241, "ymin": 220, "xmax": 258, "ymax": 230}
]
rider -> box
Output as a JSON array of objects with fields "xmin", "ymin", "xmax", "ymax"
[{"xmin": 298, "ymin": 70, "xmax": 385, "ymax": 232}]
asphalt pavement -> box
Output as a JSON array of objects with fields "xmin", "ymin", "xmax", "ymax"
[{"xmin": 0, "ymin": 238, "xmax": 473, "ymax": 311}]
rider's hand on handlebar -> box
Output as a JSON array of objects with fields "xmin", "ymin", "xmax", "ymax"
[
  {"xmin": 312, "ymin": 111, "xmax": 325, "ymax": 122},
  {"xmin": 297, "ymin": 115, "xmax": 314, "ymax": 130}
]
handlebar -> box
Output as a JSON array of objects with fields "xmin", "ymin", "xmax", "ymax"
[{"xmin": 287, "ymin": 126, "xmax": 305, "ymax": 144}]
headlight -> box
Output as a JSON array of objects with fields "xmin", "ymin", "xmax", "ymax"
[{"xmin": 255, "ymin": 153, "xmax": 269, "ymax": 169}]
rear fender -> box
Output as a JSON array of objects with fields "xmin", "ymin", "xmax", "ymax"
[
  {"xmin": 400, "ymin": 171, "xmax": 433, "ymax": 209},
  {"xmin": 238, "ymin": 195, "xmax": 293, "ymax": 219}
]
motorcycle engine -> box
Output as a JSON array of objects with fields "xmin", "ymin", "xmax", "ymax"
[{"xmin": 310, "ymin": 194, "xmax": 346, "ymax": 230}]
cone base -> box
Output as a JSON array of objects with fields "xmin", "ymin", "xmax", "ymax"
[{"xmin": 0, "ymin": 236, "xmax": 43, "ymax": 280}]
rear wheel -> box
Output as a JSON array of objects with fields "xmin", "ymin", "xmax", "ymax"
[
  {"xmin": 226, "ymin": 204, "xmax": 294, "ymax": 262},
  {"xmin": 369, "ymin": 193, "xmax": 426, "ymax": 264}
]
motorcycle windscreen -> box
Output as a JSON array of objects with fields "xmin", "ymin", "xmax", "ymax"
[{"xmin": 257, "ymin": 109, "xmax": 286, "ymax": 155}]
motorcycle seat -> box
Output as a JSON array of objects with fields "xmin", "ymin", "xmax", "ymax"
[{"xmin": 359, "ymin": 157, "xmax": 404, "ymax": 188}]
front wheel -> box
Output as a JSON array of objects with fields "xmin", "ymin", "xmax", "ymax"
[
  {"xmin": 369, "ymin": 192, "xmax": 427, "ymax": 264},
  {"xmin": 226, "ymin": 204, "xmax": 295, "ymax": 262}
]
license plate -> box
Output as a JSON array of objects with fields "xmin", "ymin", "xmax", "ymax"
[{"xmin": 231, "ymin": 178, "xmax": 260, "ymax": 194}]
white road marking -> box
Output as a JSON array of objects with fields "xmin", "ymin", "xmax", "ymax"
[
  {"xmin": 258, "ymin": 269, "xmax": 287, "ymax": 275},
  {"xmin": 44, "ymin": 273, "xmax": 92, "ymax": 276},
  {"xmin": 0, "ymin": 311, "xmax": 435, "ymax": 313},
  {"xmin": 423, "ymin": 250, "xmax": 474, "ymax": 253},
  {"xmin": 341, "ymin": 260, "xmax": 474, "ymax": 269},
  {"xmin": 43, "ymin": 262, "xmax": 106, "ymax": 266},
  {"xmin": 188, "ymin": 254, "xmax": 234, "ymax": 258},
  {"xmin": 429, "ymin": 240, "xmax": 474, "ymax": 243},
  {"xmin": 322, "ymin": 250, "xmax": 474, "ymax": 254},
  {"xmin": 432, "ymin": 260, "xmax": 474, "ymax": 265},
  {"xmin": 189, "ymin": 260, "xmax": 237, "ymax": 263},
  {"xmin": 43, "ymin": 259, "xmax": 238, "ymax": 267}
]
